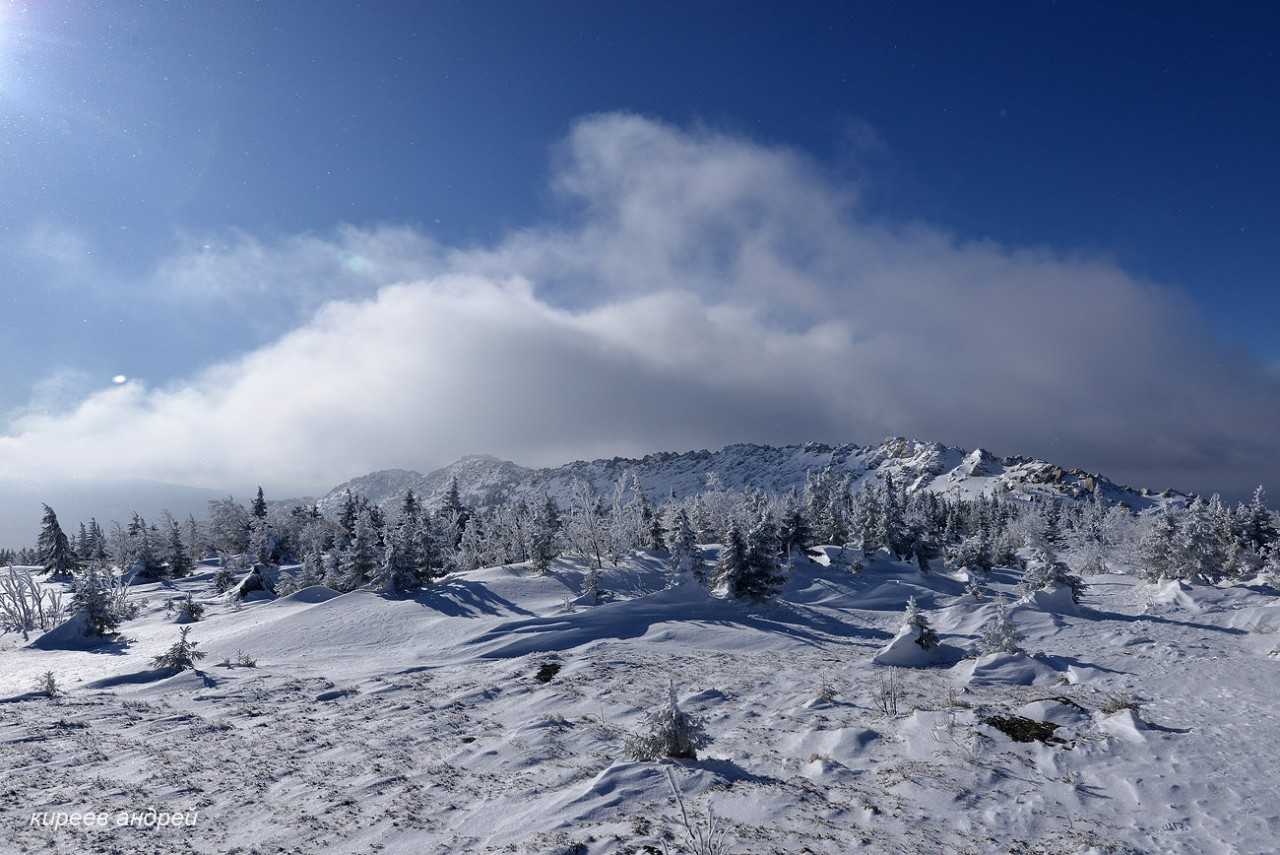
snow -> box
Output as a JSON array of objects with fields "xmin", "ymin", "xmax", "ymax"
[
  {"xmin": 2, "ymin": 552, "xmax": 1280, "ymax": 853},
  {"xmin": 317, "ymin": 437, "xmax": 1182, "ymax": 522}
]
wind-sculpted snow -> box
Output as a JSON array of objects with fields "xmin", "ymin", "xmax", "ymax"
[{"xmin": 2, "ymin": 551, "xmax": 1279, "ymax": 853}]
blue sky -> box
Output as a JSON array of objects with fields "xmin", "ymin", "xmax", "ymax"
[{"xmin": 1, "ymin": 1, "xmax": 1278, "ymax": 519}]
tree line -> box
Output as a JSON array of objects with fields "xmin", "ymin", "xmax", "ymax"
[{"xmin": 19, "ymin": 472, "xmax": 1280, "ymax": 605}]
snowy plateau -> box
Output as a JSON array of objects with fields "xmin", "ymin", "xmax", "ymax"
[{"xmin": 2, "ymin": 438, "xmax": 1279, "ymax": 855}]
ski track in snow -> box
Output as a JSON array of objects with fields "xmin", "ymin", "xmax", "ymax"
[{"xmin": 2, "ymin": 553, "xmax": 1279, "ymax": 854}]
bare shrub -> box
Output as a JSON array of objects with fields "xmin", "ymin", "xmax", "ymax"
[{"xmin": 0, "ymin": 567, "xmax": 66, "ymax": 634}]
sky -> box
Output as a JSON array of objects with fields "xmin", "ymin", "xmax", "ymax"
[{"xmin": 1, "ymin": 1, "xmax": 1279, "ymax": 539}]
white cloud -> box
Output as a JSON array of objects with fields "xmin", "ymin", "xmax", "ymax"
[{"xmin": 2, "ymin": 113, "xmax": 1277, "ymax": 498}]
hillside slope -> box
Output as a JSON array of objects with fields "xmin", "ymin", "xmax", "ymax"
[{"xmin": 2, "ymin": 548, "xmax": 1276, "ymax": 854}]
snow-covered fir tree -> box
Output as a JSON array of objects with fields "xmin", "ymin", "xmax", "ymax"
[
  {"xmin": 713, "ymin": 520, "xmax": 750, "ymax": 594},
  {"xmin": 162, "ymin": 511, "xmax": 195, "ymax": 579},
  {"xmin": 528, "ymin": 497, "xmax": 561, "ymax": 574},
  {"xmin": 177, "ymin": 593, "xmax": 204, "ymax": 623},
  {"xmin": 980, "ymin": 596, "xmax": 1024, "ymax": 655},
  {"xmin": 778, "ymin": 494, "xmax": 814, "ymax": 562},
  {"xmin": 665, "ymin": 507, "xmax": 702, "ymax": 586},
  {"xmin": 1137, "ymin": 507, "xmax": 1182, "ymax": 582},
  {"xmin": 904, "ymin": 596, "xmax": 940, "ymax": 650},
  {"xmin": 250, "ymin": 486, "xmax": 268, "ymax": 519},
  {"xmin": 1179, "ymin": 497, "xmax": 1227, "ymax": 583},
  {"xmin": 804, "ymin": 467, "xmax": 851, "ymax": 547},
  {"xmin": 580, "ymin": 564, "xmax": 603, "ymax": 604},
  {"xmin": 70, "ymin": 565, "xmax": 136, "ymax": 637},
  {"xmin": 37, "ymin": 504, "xmax": 77, "ymax": 579},
  {"xmin": 1243, "ymin": 486, "xmax": 1277, "ymax": 554},
  {"xmin": 335, "ymin": 508, "xmax": 382, "ymax": 592},
  {"xmin": 151, "ymin": 626, "xmax": 207, "ymax": 672},
  {"xmin": 1020, "ymin": 544, "xmax": 1089, "ymax": 604},
  {"xmin": 372, "ymin": 521, "xmax": 423, "ymax": 594},
  {"xmin": 735, "ymin": 513, "xmax": 787, "ymax": 602},
  {"xmin": 439, "ymin": 477, "xmax": 471, "ymax": 549},
  {"xmin": 624, "ymin": 681, "xmax": 711, "ymax": 761},
  {"xmin": 946, "ymin": 532, "xmax": 993, "ymax": 574}
]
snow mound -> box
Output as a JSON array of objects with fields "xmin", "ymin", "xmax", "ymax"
[
  {"xmin": 1096, "ymin": 708, "xmax": 1150, "ymax": 744},
  {"xmin": 27, "ymin": 612, "xmax": 101, "ymax": 650},
  {"xmin": 872, "ymin": 624, "xmax": 965, "ymax": 667},
  {"xmin": 953, "ymin": 651, "xmax": 1060, "ymax": 686},
  {"xmin": 1022, "ymin": 584, "xmax": 1081, "ymax": 615},
  {"xmin": 278, "ymin": 584, "xmax": 342, "ymax": 604}
]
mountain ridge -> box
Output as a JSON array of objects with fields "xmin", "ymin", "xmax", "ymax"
[{"xmin": 317, "ymin": 437, "xmax": 1184, "ymax": 517}]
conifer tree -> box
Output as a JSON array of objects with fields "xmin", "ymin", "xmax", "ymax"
[
  {"xmin": 337, "ymin": 489, "xmax": 360, "ymax": 542},
  {"xmin": 440, "ymin": 477, "xmax": 471, "ymax": 547},
  {"xmin": 529, "ymin": 497, "xmax": 561, "ymax": 574},
  {"xmin": 904, "ymin": 596, "xmax": 940, "ymax": 650},
  {"xmin": 163, "ymin": 511, "xmax": 195, "ymax": 578},
  {"xmin": 980, "ymin": 596, "xmax": 1024, "ymax": 655},
  {"xmin": 1020, "ymin": 545, "xmax": 1088, "ymax": 604},
  {"xmin": 1138, "ymin": 508, "xmax": 1182, "ymax": 582},
  {"xmin": 625, "ymin": 681, "xmax": 710, "ymax": 761},
  {"xmin": 151, "ymin": 626, "xmax": 207, "ymax": 671},
  {"xmin": 580, "ymin": 564, "xmax": 603, "ymax": 603},
  {"xmin": 296, "ymin": 547, "xmax": 325, "ymax": 589},
  {"xmin": 1244, "ymin": 486, "xmax": 1277, "ymax": 553},
  {"xmin": 778, "ymin": 495, "xmax": 814, "ymax": 561},
  {"xmin": 86, "ymin": 518, "xmax": 108, "ymax": 564},
  {"xmin": 71, "ymin": 565, "xmax": 135, "ymax": 636},
  {"xmin": 374, "ymin": 519, "xmax": 422, "ymax": 594},
  {"xmin": 251, "ymin": 486, "xmax": 268, "ymax": 519},
  {"xmin": 736, "ymin": 514, "xmax": 786, "ymax": 602},
  {"xmin": 336, "ymin": 508, "xmax": 381, "ymax": 591},
  {"xmin": 666, "ymin": 507, "xmax": 703, "ymax": 585},
  {"xmin": 37, "ymin": 504, "xmax": 77, "ymax": 579},
  {"xmin": 1180, "ymin": 498, "xmax": 1227, "ymax": 583},
  {"xmin": 713, "ymin": 521, "xmax": 749, "ymax": 593}
]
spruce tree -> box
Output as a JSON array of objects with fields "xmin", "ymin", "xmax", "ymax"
[
  {"xmin": 625, "ymin": 681, "xmax": 710, "ymax": 761},
  {"xmin": 580, "ymin": 564, "xmax": 603, "ymax": 603},
  {"xmin": 71, "ymin": 565, "xmax": 135, "ymax": 636},
  {"xmin": 336, "ymin": 508, "xmax": 381, "ymax": 592},
  {"xmin": 251, "ymin": 486, "xmax": 268, "ymax": 519},
  {"xmin": 1020, "ymin": 545, "xmax": 1088, "ymax": 604},
  {"xmin": 980, "ymin": 596, "xmax": 1024, "ymax": 655},
  {"xmin": 440, "ymin": 477, "xmax": 471, "ymax": 547},
  {"xmin": 1138, "ymin": 509, "xmax": 1181, "ymax": 582},
  {"xmin": 904, "ymin": 596, "xmax": 940, "ymax": 650},
  {"xmin": 1244, "ymin": 486, "xmax": 1277, "ymax": 553},
  {"xmin": 666, "ymin": 507, "xmax": 703, "ymax": 585},
  {"xmin": 374, "ymin": 521, "xmax": 421, "ymax": 594},
  {"xmin": 164, "ymin": 511, "xmax": 195, "ymax": 578},
  {"xmin": 1180, "ymin": 498, "xmax": 1226, "ymax": 583},
  {"xmin": 779, "ymin": 496, "xmax": 814, "ymax": 561},
  {"xmin": 735, "ymin": 514, "xmax": 786, "ymax": 602},
  {"xmin": 529, "ymin": 498, "xmax": 560, "ymax": 574},
  {"xmin": 37, "ymin": 504, "xmax": 78, "ymax": 579},
  {"xmin": 337, "ymin": 489, "xmax": 360, "ymax": 542},
  {"xmin": 151, "ymin": 626, "xmax": 207, "ymax": 672},
  {"xmin": 713, "ymin": 521, "xmax": 749, "ymax": 593}
]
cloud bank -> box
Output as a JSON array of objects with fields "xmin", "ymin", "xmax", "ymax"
[{"xmin": 3, "ymin": 113, "xmax": 1277, "ymax": 497}]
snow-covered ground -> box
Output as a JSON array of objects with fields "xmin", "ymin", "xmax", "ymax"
[{"xmin": 2, "ymin": 551, "xmax": 1278, "ymax": 854}]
